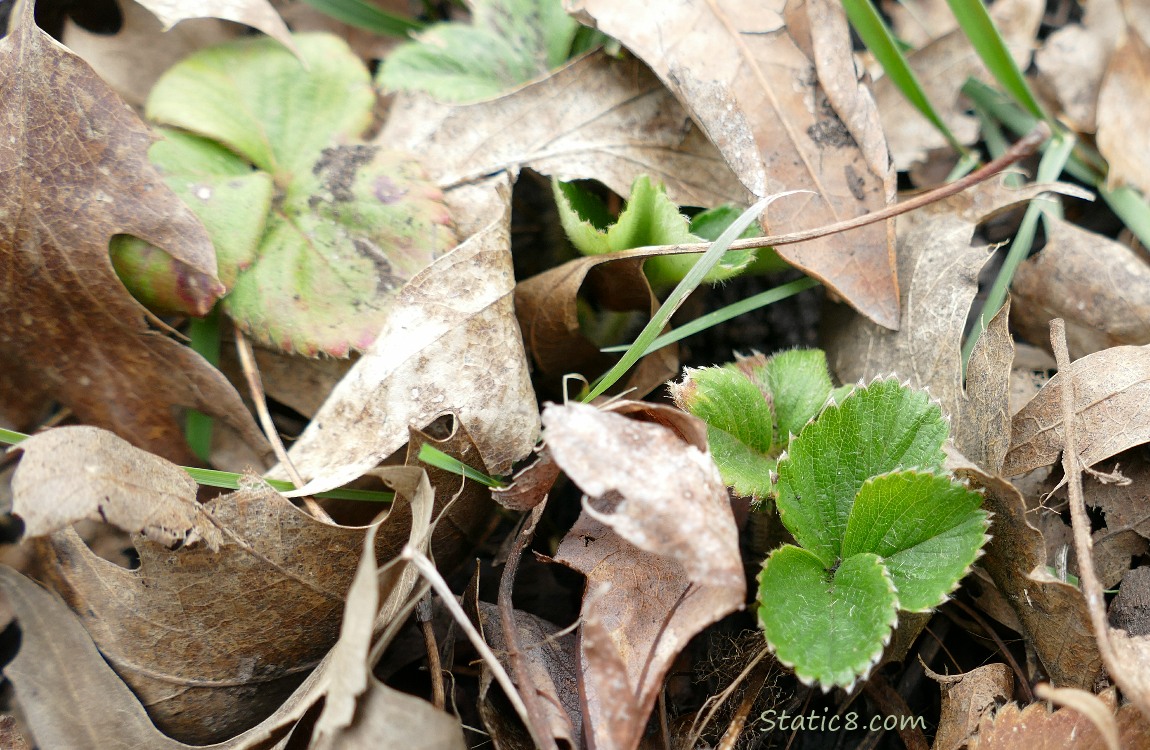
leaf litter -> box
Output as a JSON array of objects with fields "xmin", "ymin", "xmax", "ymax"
[{"xmin": 6, "ymin": 0, "xmax": 1150, "ymax": 747}]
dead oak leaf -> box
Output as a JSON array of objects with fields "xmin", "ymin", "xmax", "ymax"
[
  {"xmin": 567, "ymin": 0, "xmax": 899, "ymax": 329},
  {"xmin": 10, "ymin": 426, "xmax": 221, "ymax": 550},
  {"xmin": 0, "ymin": 1, "xmax": 265, "ymax": 464},
  {"xmin": 967, "ymin": 693, "xmax": 1150, "ymax": 750},
  {"xmin": 36, "ymin": 467, "xmax": 431, "ymax": 744}
]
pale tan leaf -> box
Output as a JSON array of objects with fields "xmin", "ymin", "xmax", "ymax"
[
  {"xmin": 10, "ymin": 426, "xmax": 220, "ymax": 549},
  {"xmin": 134, "ymin": 0, "xmax": 295, "ymax": 52},
  {"xmin": 960, "ymin": 300, "xmax": 1015, "ymax": 473},
  {"xmin": 567, "ymin": 0, "xmax": 899, "ymax": 329},
  {"xmin": 1004, "ymin": 345, "xmax": 1150, "ymax": 477},
  {"xmin": 543, "ymin": 402, "xmax": 742, "ymax": 589},
  {"xmin": 320, "ymin": 678, "xmax": 466, "ymax": 749},
  {"xmin": 379, "ymin": 52, "xmax": 748, "ymax": 209},
  {"xmin": 1097, "ymin": 29, "xmax": 1150, "ymax": 195},
  {"xmin": 281, "ymin": 178, "xmax": 539, "ymax": 494},
  {"xmin": 1012, "ymin": 217, "xmax": 1150, "ymax": 358}
]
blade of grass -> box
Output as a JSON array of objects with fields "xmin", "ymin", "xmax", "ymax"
[
  {"xmin": 185, "ymin": 306, "xmax": 220, "ymax": 462},
  {"xmin": 962, "ymin": 130, "xmax": 1075, "ymax": 368},
  {"xmin": 300, "ymin": 0, "xmax": 424, "ymax": 37},
  {"xmin": 582, "ymin": 193, "xmax": 792, "ymax": 402},
  {"xmin": 843, "ymin": 0, "xmax": 970, "ymax": 156},
  {"xmin": 945, "ymin": 0, "xmax": 1047, "ymax": 121},
  {"xmin": 417, "ymin": 444, "xmax": 506, "ymax": 488},
  {"xmin": 0, "ymin": 428, "xmax": 392, "ymax": 502},
  {"xmin": 600, "ymin": 276, "xmax": 820, "ymax": 355}
]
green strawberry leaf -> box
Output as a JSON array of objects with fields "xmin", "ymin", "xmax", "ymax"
[
  {"xmin": 775, "ymin": 377, "xmax": 949, "ymax": 566},
  {"xmin": 554, "ymin": 175, "xmax": 755, "ymax": 287},
  {"xmin": 125, "ymin": 34, "xmax": 456, "ymax": 356},
  {"xmin": 758, "ymin": 546, "xmax": 898, "ymax": 689},
  {"xmin": 740, "ymin": 349, "xmax": 833, "ymax": 442},
  {"xmin": 842, "ymin": 471, "xmax": 989, "ymax": 612},
  {"xmin": 377, "ymin": 0, "xmax": 580, "ymax": 103},
  {"xmin": 670, "ymin": 366, "xmax": 776, "ymax": 499}
]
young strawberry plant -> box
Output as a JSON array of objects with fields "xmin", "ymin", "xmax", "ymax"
[{"xmin": 676, "ymin": 355, "xmax": 989, "ymax": 690}]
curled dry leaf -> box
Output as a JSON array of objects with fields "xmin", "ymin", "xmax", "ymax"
[
  {"xmin": 134, "ymin": 0, "xmax": 295, "ymax": 52},
  {"xmin": 568, "ymin": 0, "xmax": 899, "ymax": 329},
  {"xmin": 875, "ymin": 0, "xmax": 1044, "ymax": 171},
  {"xmin": 319, "ymin": 678, "xmax": 466, "ymax": 750},
  {"xmin": 1003, "ymin": 345, "xmax": 1150, "ymax": 477},
  {"xmin": 0, "ymin": 1, "xmax": 265, "ymax": 464},
  {"xmin": 1097, "ymin": 29, "xmax": 1150, "ymax": 195},
  {"xmin": 954, "ymin": 466, "xmax": 1103, "ymax": 690},
  {"xmin": 966, "ymin": 691, "xmax": 1150, "ymax": 750},
  {"xmin": 10, "ymin": 426, "xmax": 220, "ymax": 550},
  {"xmin": 545, "ymin": 402, "xmax": 744, "ymax": 750},
  {"xmin": 280, "ymin": 178, "xmax": 538, "ymax": 494},
  {"xmin": 543, "ymin": 401, "xmax": 742, "ymax": 588},
  {"xmin": 378, "ymin": 52, "xmax": 748, "ymax": 209},
  {"xmin": 1012, "ymin": 217, "xmax": 1150, "ymax": 358},
  {"xmin": 36, "ymin": 466, "xmax": 432, "ymax": 744},
  {"xmin": 930, "ymin": 663, "xmax": 1014, "ymax": 750},
  {"xmin": 514, "ymin": 246, "xmax": 677, "ymax": 400}
]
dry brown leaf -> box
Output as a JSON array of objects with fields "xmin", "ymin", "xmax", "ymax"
[
  {"xmin": 1110, "ymin": 567, "xmax": 1150, "ymax": 636},
  {"xmin": 476, "ymin": 602, "xmax": 581, "ymax": 749},
  {"xmin": 36, "ymin": 467, "xmax": 430, "ymax": 744},
  {"xmin": 491, "ymin": 448, "xmax": 560, "ymax": 511},
  {"xmin": 1003, "ymin": 345, "xmax": 1150, "ymax": 477},
  {"xmin": 956, "ymin": 468, "xmax": 1104, "ymax": 690},
  {"xmin": 1097, "ymin": 29, "xmax": 1150, "ymax": 195},
  {"xmin": 319, "ymin": 678, "xmax": 466, "ymax": 749},
  {"xmin": 546, "ymin": 403, "xmax": 744, "ymax": 750},
  {"xmin": 0, "ymin": 565, "xmax": 192, "ymax": 750},
  {"xmin": 825, "ymin": 180, "xmax": 1058, "ymax": 472},
  {"xmin": 0, "ymin": 715, "xmax": 29, "ymax": 750},
  {"xmin": 967, "ymin": 692, "xmax": 1150, "ymax": 750},
  {"xmin": 1012, "ymin": 217, "xmax": 1150, "ymax": 358},
  {"xmin": 134, "ymin": 0, "xmax": 294, "ymax": 51},
  {"xmin": 1072, "ymin": 451, "xmax": 1150, "ymax": 540},
  {"xmin": 930, "ymin": 663, "xmax": 1014, "ymax": 750},
  {"xmin": 514, "ymin": 246, "xmax": 677, "ymax": 401},
  {"xmin": 10, "ymin": 426, "xmax": 220, "ymax": 549},
  {"xmin": 884, "ymin": 0, "xmax": 958, "ymax": 48},
  {"xmin": 1034, "ymin": 0, "xmax": 1123, "ymax": 133},
  {"xmin": 875, "ymin": 0, "xmax": 1044, "ymax": 171},
  {"xmin": 280, "ymin": 178, "xmax": 539, "ymax": 494},
  {"xmin": 567, "ymin": 0, "xmax": 900, "ymax": 329},
  {"xmin": 543, "ymin": 402, "xmax": 742, "ymax": 589},
  {"xmin": 0, "ymin": 1, "xmax": 266, "ymax": 464},
  {"xmin": 62, "ymin": 0, "xmax": 238, "ymax": 107},
  {"xmin": 380, "ymin": 52, "xmax": 748, "ymax": 209},
  {"xmin": 961, "ymin": 301, "xmax": 1015, "ymax": 472}
]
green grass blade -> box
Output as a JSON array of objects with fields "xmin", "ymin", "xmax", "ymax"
[
  {"xmin": 600, "ymin": 276, "xmax": 820, "ymax": 355},
  {"xmin": 0, "ymin": 428, "xmax": 392, "ymax": 503},
  {"xmin": 418, "ymin": 444, "xmax": 506, "ymax": 488},
  {"xmin": 962, "ymin": 131, "xmax": 1075, "ymax": 367},
  {"xmin": 945, "ymin": 0, "xmax": 1046, "ymax": 121},
  {"xmin": 843, "ymin": 0, "xmax": 968, "ymax": 155},
  {"xmin": 581, "ymin": 194, "xmax": 786, "ymax": 402},
  {"xmin": 185, "ymin": 306, "xmax": 220, "ymax": 462},
  {"xmin": 300, "ymin": 0, "xmax": 424, "ymax": 36},
  {"xmin": 1101, "ymin": 185, "xmax": 1150, "ymax": 252}
]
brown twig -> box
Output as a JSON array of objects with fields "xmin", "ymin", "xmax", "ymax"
[{"xmin": 416, "ymin": 595, "xmax": 446, "ymax": 710}]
